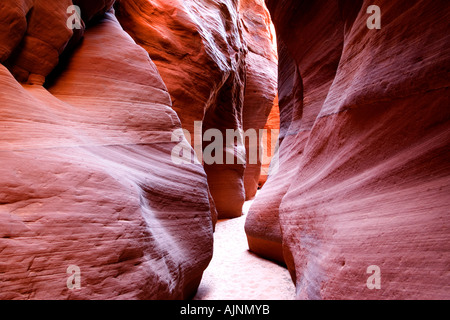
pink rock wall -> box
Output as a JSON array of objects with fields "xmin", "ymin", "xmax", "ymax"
[
  {"xmin": 115, "ymin": 0, "xmax": 278, "ymax": 218},
  {"xmin": 240, "ymin": 0, "xmax": 278, "ymax": 201},
  {"xmin": 246, "ymin": 0, "xmax": 450, "ymax": 299},
  {"xmin": 0, "ymin": 1, "xmax": 213, "ymax": 299},
  {"xmin": 259, "ymin": 95, "xmax": 279, "ymax": 188}
]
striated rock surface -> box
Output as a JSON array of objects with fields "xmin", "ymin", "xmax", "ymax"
[
  {"xmin": 246, "ymin": 0, "xmax": 450, "ymax": 299},
  {"xmin": 2, "ymin": 0, "xmax": 75, "ymax": 83},
  {"xmin": 0, "ymin": 0, "xmax": 33, "ymax": 63},
  {"xmin": 258, "ymin": 95, "xmax": 279, "ymax": 188},
  {"xmin": 115, "ymin": 0, "xmax": 278, "ymax": 218},
  {"xmin": 0, "ymin": 2, "xmax": 213, "ymax": 299},
  {"xmin": 240, "ymin": 0, "xmax": 278, "ymax": 201}
]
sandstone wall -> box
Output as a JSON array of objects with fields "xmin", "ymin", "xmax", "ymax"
[
  {"xmin": 246, "ymin": 0, "xmax": 450, "ymax": 299},
  {"xmin": 0, "ymin": 0, "xmax": 213, "ymax": 299},
  {"xmin": 115, "ymin": 0, "xmax": 278, "ymax": 218}
]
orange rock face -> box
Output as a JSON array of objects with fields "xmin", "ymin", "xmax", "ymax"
[
  {"xmin": 246, "ymin": 0, "xmax": 450, "ymax": 299},
  {"xmin": 240, "ymin": 0, "xmax": 278, "ymax": 201},
  {"xmin": 258, "ymin": 95, "xmax": 279, "ymax": 188},
  {"xmin": 0, "ymin": 2, "xmax": 213, "ymax": 299},
  {"xmin": 115, "ymin": 0, "xmax": 278, "ymax": 218}
]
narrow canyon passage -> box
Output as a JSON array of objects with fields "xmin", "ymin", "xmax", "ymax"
[
  {"xmin": 194, "ymin": 199, "xmax": 295, "ymax": 300},
  {"xmin": 0, "ymin": 0, "xmax": 448, "ymax": 301}
]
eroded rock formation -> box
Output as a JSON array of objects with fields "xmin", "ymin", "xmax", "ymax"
[
  {"xmin": 0, "ymin": 0, "xmax": 213, "ymax": 299},
  {"xmin": 246, "ymin": 0, "xmax": 450, "ymax": 299},
  {"xmin": 240, "ymin": 0, "xmax": 278, "ymax": 201},
  {"xmin": 115, "ymin": 0, "xmax": 278, "ymax": 218},
  {"xmin": 258, "ymin": 95, "xmax": 279, "ymax": 188},
  {"xmin": 2, "ymin": 0, "xmax": 446, "ymax": 302}
]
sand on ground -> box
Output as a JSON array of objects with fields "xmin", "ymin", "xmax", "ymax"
[{"xmin": 193, "ymin": 199, "xmax": 296, "ymax": 300}]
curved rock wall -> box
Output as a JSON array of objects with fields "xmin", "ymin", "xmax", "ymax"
[
  {"xmin": 246, "ymin": 0, "xmax": 450, "ymax": 299},
  {"xmin": 0, "ymin": 1, "xmax": 213, "ymax": 299},
  {"xmin": 3, "ymin": 0, "xmax": 444, "ymax": 301},
  {"xmin": 240, "ymin": 0, "xmax": 278, "ymax": 200},
  {"xmin": 115, "ymin": 0, "xmax": 278, "ymax": 218}
]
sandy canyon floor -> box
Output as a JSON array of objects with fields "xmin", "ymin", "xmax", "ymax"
[{"xmin": 194, "ymin": 199, "xmax": 295, "ymax": 300}]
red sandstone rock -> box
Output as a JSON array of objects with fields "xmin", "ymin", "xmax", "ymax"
[
  {"xmin": 115, "ymin": 0, "xmax": 245, "ymax": 219},
  {"xmin": 4, "ymin": 0, "xmax": 75, "ymax": 83},
  {"xmin": 240, "ymin": 0, "xmax": 278, "ymax": 201},
  {"xmin": 115, "ymin": 0, "xmax": 278, "ymax": 218},
  {"xmin": 3, "ymin": 0, "xmax": 445, "ymax": 302},
  {"xmin": 259, "ymin": 95, "xmax": 279, "ymax": 187},
  {"xmin": 0, "ymin": 4, "xmax": 213, "ymax": 300},
  {"xmin": 246, "ymin": 0, "xmax": 450, "ymax": 299},
  {"xmin": 245, "ymin": 39, "xmax": 303, "ymax": 266},
  {"xmin": 0, "ymin": 0, "xmax": 34, "ymax": 63}
]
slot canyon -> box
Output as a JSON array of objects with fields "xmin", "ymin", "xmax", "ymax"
[{"xmin": 0, "ymin": 0, "xmax": 449, "ymax": 300}]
